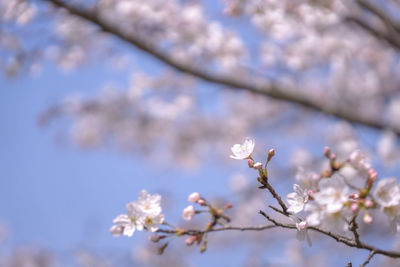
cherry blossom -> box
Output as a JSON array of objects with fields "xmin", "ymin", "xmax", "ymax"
[
  {"xmin": 110, "ymin": 190, "xmax": 164, "ymax": 237},
  {"xmin": 188, "ymin": 192, "xmax": 201, "ymax": 203},
  {"xmin": 286, "ymin": 184, "xmax": 309, "ymax": 214},
  {"xmin": 182, "ymin": 205, "xmax": 195, "ymax": 221},
  {"xmin": 374, "ymin": 178, "xmax": 400, "ymax": 208},
  {"xmin": 230, "ymin": 138, "xmax": 255, "ymax": 160}
]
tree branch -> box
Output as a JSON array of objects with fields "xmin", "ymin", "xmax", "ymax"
[
  {"xmin": 258, "ymin": 210, "xmax": 400, "ymax": 259},
  {"xmin": 345, "ymin": 16, "xmax": 400, "ymax": 50},
  {"xmin": 157, "ymin": 224, "xmax": 277, "ymax": 236},
  {"xmin": 360, "ymin": 250, "xmax": 376, "ymax": 267},
  {"xmin": 349, "ymin": 216, "xmax": 362, "ymax": 246},
  {"xmin": 42, "ymin": 0, "xmax": 400, "ymax": 135}
]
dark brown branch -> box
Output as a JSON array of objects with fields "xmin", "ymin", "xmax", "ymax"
[
  {"xmin": 258, "ymin": 210, "xmax": 400, "ymax": 259},
  {"xmin": 349, "ymin": 216, "xmax": 362, "ymax": 246},
  {"xmin": 42, "ymin": 0, "xmax": 400, "ymax": 135},
  {"xmin": 260, "ymin": 178, "xmax": 288, "ymax": 215}
]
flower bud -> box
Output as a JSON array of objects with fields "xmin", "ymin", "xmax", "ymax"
[
  {"xmin": 365, "ymin": 198, "xmax": 373, "ymax": 208},
  {"xmin": 149, "ymin": 233, "xmax": 161, "ymax": 243},
  {"xmin": 330, "ymin": 153, "xmax": 337, "ymax": 161},
  {"xmin": 247, "ymin": 159, "xmax": 254, "ymax": 168},
  {"xmin": 267, "ymin": 149, "xmax": 275, "ymax": 161},
  {"xmin": 367, "ymin": 168, "xmax": 378, "ymax": 186},
  {"xmin": 363, "ymin": 212, "xmax": 373, "ymax": 224},
  {"xmin": 323, "ymin": 146, "xmax": 331, "ymax": 158},
  {"xmin": 253, "ymin": 162, "xmax": 263, "ymax": 170},
  {"xmin": 109, "ymin": 225, "xmax": 123, "ymax": 237},
  {"xmin": 185, "ymin": 236, "xmax": 197, "ymax": 246},
  {"xmin": 225, "ymin": 203, "xmax": 233, "ymax": 209},
  {"xmin": 188, "ymin": 192, "xmax": 201, "ymax": 203},
  {"xmin": 349, "ymin": 193, "xmax": 359, "ymax": 200},
  {"xmin": 183, "ymin": 205, "xmax": 195, "ymax": 221},
  {"xmin": 197, "ymin": 199, "xmax": 206, "ymax": 206},
  {"xmin": 296, "ymin": 220, "xmax": 308, "ymax": 230},
  {"xmin": 351, "ymin": 203, "xmax": 359, "ymax": 213}
]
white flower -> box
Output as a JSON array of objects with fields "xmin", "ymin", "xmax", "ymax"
[
  {"xmin": 188, "ymin": 192, "xmax": 201, "ymax": 203},
  {"xmin": 143, "ymin": 213, "xmax": 164, "ymax": 232},
  {"xmin": 183, "ymin": 205, "xmax": 196, "ymax": 221},
  {"xmin": 305, "ymin": 202, "xmax": 351, "ymax": 234},
  {"xmin": 374, "ymin": 178, "xmax": 400, "ymax": 208},
  {"xmin": 126, "ymin": 201, "xmax": 145, "ymax": 231},
  {"xmin": 348, "ymin": 150, "xmax": 371, "ymax": 174},
  {"xmin": 110, "ymin": 189, "xmax": 165, "ymax": 237},
  {"xmin": 314, "ymin": 176, "xmax": 349, "ymax": 213},
  {"xmin": 287, "ymin": 184, "xmax": 308, "ymax": 214},
  {"xmin": 383, "ymin": 206, "xmax": 400, "ymax": 232},
  {"xmin": 111, "ymin": 214, "xmax": 138, "ymax": 237},
  {"xmin": 136, "ymin": 190, "xmax": 162, "ymax": 215},
  {"xmin": 378, "ymin": 131, "xmax": 398, "ymax": 165},
  {"xmin": 295, "ymin": 167, "xmax": 319, "ymax": 190},
  {"xmin": 230, "ymin": 138, "xmax": 255, "ymax": 160}
]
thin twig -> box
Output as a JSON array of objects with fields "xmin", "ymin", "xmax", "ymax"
[
  {"xmin": 261, "ymin": 179, "xmax": 289, "ymax": 215},
  {"xmin": 360, "ymin": 250, "xmax": 376, "ymax": 267},
  {"xmin": 269, "ymin": 205, "xmax": 287, "ymax": 216}
]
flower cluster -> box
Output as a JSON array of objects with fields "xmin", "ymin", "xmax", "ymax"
[
  {"xmin": 108, "ymin": 139, "xmax": 400, "ymax": 262},
  {"xmin": 284, "ymin": 145, "xmax": 400, "ymax": 235},
  {"xmin": 110, "ymin": 190, "xmax": 164, "ymax": 237},
  {"xmin": 231, "ymin": 138, "xmax": 400, "ymax": 246}
]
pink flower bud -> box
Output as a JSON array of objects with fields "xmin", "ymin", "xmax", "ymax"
[
  {"xmin": 365, "ymin": 198, "xmax": 373, "ymax": 208},
  {"xmin": 225, "ymin": 203, "xmax": 233, "ymax": 209},
  {"xmin": 267, "ymin": 149, "xmax": 275, "ymax": 161},
  {"xmin": 253, "ymin": 162, "xmax": 263, "ymax": 170},
  {"xmin": 330, "ymin": 153, "xmax": 337, "ymax": 161},
  {"xmin": 188, "ymin": 192, "xmax": 201, "ymax": 203},
  {"xmin": 367, "ymin": 168, "xmax": 378, "ymax": 185},
  {"xmin": 363, "ymin": 212, "xmax": 373, "ymax": 224},
  {"xmin": 185, "ymin": 236, "xmax": 197, "ymax": 246},
  {"xmin": 351, "ymin": 203, "xmax": 359, "ymax": 213},
  {"xmin": 197, "ymin": 199, "xmax": 206, "ymax": 206},
  {"xmin": 296, "ymin": 220, "xmax": 308, "ymax": 231},
  {"xmin": 323, "ymin": 146, "xmax": 331, "ymax": 157},
  {"xmin": 183, "ymin": 205, "xmax": 195, "ymax": 221},
  {"xmin": 349, "ymin": 193, "xmax": 359, "ymax": 200},
  {"xmin": 247, "ymin": 159, "xmax": 254, "ymax": 168}
]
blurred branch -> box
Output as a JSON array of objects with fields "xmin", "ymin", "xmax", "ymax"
[
  {"xmin": 42, "ymin": 0, "xmax": 400, "ymax": 135},
  {"xmin": 345, "ymin": 16, "xmax": 400, "ymax": 50},
  {"xmin": 356, "ymin": 0, "xmax": 400, "ymax": 33},
  {"xmin": 346, "ymin": 0, "xmax": 400, "ymax": 50},
  {"xmin": 157, "ymin": 224, "xmax": 277, "ymax": 235}
]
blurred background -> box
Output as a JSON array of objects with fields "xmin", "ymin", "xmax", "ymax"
[{"xmin": 1, "ymin": 0, "xmax": 400, "ymax": 266}]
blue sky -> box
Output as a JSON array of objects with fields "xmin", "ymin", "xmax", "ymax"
[{"xmin": 1, "ymin": 1, "xmax": 399, "ymax": 266}]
